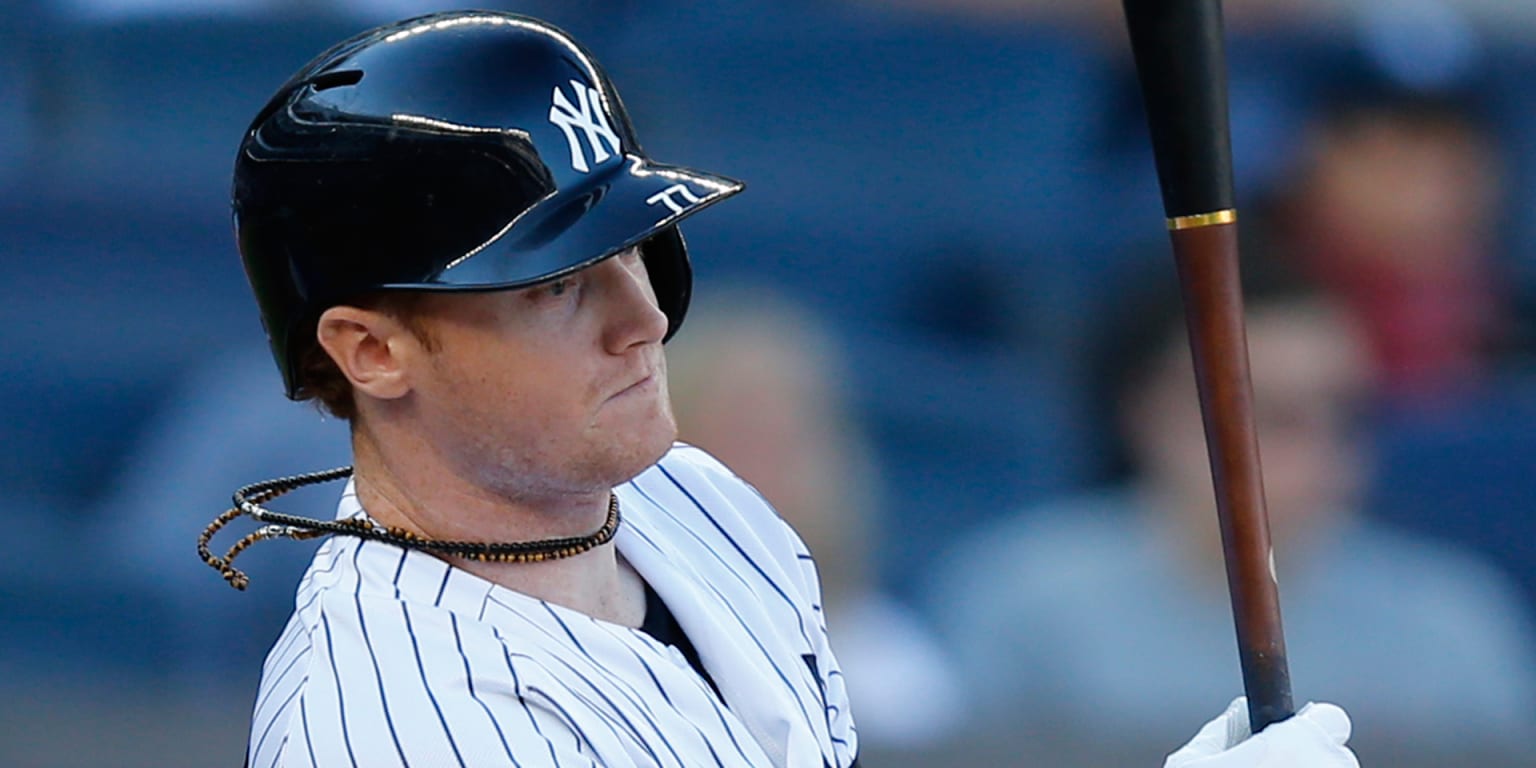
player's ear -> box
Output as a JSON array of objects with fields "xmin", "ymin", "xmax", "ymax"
[{"xmin": 315, "ymin": 305, "xmax": 415, "ymax": 402}]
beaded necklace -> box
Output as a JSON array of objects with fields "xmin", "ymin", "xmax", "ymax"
[{"xmin": 198, "ymin": 466, "xmax": 621, "ymax": 590}]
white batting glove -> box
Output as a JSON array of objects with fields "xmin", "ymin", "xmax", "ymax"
[{"xmin": 1164, "ymin": 696, "xmax": 1360, "ymax": 768}]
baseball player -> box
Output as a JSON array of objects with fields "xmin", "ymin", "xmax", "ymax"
[{"xmin": 200, "ymin": 11, "xmax": 1358, "ymax": 767}]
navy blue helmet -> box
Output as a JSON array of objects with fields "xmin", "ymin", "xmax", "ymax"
[{"xmin": 234, "ymin": 11, "xmax": 742, "ymax": 397}]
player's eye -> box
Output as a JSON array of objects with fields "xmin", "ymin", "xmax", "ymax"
[{"xmin": 528, "ymin": 274, "xmax": 581, "ymax": 306}]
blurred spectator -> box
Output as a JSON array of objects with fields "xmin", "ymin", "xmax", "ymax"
[
  {"xmin": 1254, "ymin": 37, "xmax": 1536, "ymax": 628},
  {"xmin": 922, "ymin": 258, "xmax": 1536, "ymax": 766},
  {"xmin": 1259, "ymin": 78, "xmax": 1518, "ymax": 404},
  {"xmin": 665, "ymin": 287, "xmax": 966, "ymax": 757}
]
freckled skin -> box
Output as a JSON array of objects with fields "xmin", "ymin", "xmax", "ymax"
[{"xmin": 404, "ymin": 250, "xmax": 678, "ymax": 506}]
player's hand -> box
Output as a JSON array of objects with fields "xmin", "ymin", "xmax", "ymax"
[{"xmin": 1164, "ymin": 696, "xmax": 1360, "ymax": 767}]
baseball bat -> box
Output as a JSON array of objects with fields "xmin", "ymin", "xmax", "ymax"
[{"xmin": 1120, "ymin": 0, "xmax": 1295, "ymax": 733}]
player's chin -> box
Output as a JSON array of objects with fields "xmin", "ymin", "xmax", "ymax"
[{"xmin": 633, "ymin": 412, "xmax": 678, "ymax": 467}]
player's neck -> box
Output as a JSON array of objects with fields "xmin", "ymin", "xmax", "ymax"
[{"xmin": 347, "ymin": 423, "xmax": 645, "ymax": 626}]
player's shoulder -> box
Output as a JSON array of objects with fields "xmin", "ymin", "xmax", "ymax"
[
  {"xmin": 626, "ymin": 442, "xmax": 804, "ymax": 557},
  {"xmin": 652, "ymin": 441, "xmax": 749, "ymax": 483},
  {"xmin": 637, "ymin": 442, "xmax": 775, "ymax": 514}
]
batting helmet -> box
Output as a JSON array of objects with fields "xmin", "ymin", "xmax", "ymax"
[{"xmin": 233, "ymin": 11, "xmax": 743, "ymax": 398}]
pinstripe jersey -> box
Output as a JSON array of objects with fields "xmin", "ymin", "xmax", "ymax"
[{"xmin": 247, "ymin": 444, "xmax": 858, "ymax": 767}]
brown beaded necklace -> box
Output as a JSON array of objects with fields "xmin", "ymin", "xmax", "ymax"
[{"xmin": 197, "ymin": 466, "xmax": 621, "ymax": 590}]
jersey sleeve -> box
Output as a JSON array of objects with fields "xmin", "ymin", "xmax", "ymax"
[
  {"xmin": 662, "ymin": 444, "xmax": 861, "ymax": 765},
  {"xmin": 790, "ymin": 527, "xmax": 860, "ymax": 765}
]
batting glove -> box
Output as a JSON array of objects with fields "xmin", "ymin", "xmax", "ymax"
[{"xmin": 1164, "ymin": 696, "xmax": 1360, "ymax": 768}]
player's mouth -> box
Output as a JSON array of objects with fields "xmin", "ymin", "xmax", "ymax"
[{"xmin": 608, "ymin": 371, "xmax": 658, "ymax": 402}]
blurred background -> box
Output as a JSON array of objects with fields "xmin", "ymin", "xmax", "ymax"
[{"xmin": 5, "ymin": 0, "xmax": 1536, "ymax": 765}]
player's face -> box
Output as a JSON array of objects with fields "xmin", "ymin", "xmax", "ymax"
[{"xmin": 403, "ymin": 248, "xmax": 676, "ymax": 501}]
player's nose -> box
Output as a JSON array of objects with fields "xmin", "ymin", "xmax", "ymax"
[{"xmin": 600, "ymin": 251, "xmax": 668, "ymax": 352}]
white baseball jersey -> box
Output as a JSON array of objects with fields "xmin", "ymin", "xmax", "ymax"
[{"xmin": 246, "ymin": 444, "xmax": 858, "ymax": 767}]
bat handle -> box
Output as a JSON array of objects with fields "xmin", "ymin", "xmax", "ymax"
[{"xmin": 1169, "ymin": 216, "xmax": 1295, "ymax": 733}]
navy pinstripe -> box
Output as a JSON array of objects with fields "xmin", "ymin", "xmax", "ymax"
[
  {"xmin": 350, "ymin": 545, "xmax": 408, "ymax": 765},
  {"xmin": 451, "ymin": 613, "xmax": 522, "ymax": 766},
  {"xmin": 318, "ymin": 610, "xmax": 358, "ymax": 768},
  {"xmin": 299, "ymin": 694, "xmax": 318, "ymax": 768},
  {"xmin": 402, "ymin": 602, "xmax": 468, "ymax": 765}
]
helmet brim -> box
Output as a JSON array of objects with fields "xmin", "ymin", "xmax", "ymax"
[{"xmin": 381, "ymin": 155, "xmax": 742, "ymax": 291}]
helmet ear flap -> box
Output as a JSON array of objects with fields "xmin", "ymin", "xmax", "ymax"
[{"xmin": 641, "ymin": 227, "xmax": 692, "ymax": 342}]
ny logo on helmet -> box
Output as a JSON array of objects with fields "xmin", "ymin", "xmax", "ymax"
[{"xmin": 549, "ymin": 80, "xmax": 621, "ymax": 173}]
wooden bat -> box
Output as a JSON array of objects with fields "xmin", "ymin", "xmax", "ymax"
[{"xmin": 1120, "ymin": 0, "xmax": 1295, "ymax": 733}]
